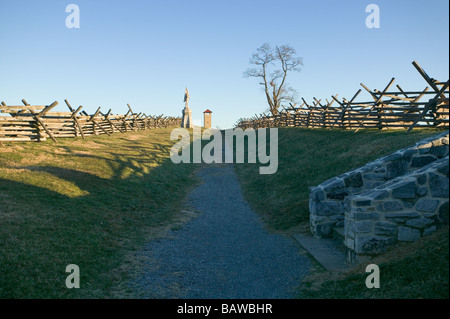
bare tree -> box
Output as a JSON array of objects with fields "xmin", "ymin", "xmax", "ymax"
[{"xmin": 244, "ymin": 43, "xmax": 303, "ymax": 115}]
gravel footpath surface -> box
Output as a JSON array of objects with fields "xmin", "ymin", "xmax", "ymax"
[{"xmin": 131, "ymin": 164, "xmax": 311, "ymax": 299}]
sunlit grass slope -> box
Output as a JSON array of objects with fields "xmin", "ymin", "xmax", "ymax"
[{"xmin": 0, "ymin": 128, "xmax": 198, "ymax": 298}]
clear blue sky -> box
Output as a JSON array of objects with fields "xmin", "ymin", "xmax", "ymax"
[{"xmin": 1, "ymin": 0, "xmax": 448, "ymax": 129}]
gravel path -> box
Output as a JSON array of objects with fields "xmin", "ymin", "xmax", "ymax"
[{"xmin": 131, "ymin": 164, "xmax": 311, "ymax": 299}]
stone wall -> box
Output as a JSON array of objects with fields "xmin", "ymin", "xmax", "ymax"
[
  {"xmin": 345, "ymin": 155, "xmax": 448, "ymax": 257},
  {"xmin": 309, "ymin": 131, "xmax": 449, "ymax": 253}
]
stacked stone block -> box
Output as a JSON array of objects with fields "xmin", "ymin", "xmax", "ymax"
[{"xmin": 309, "ymin": 130, "xmax": 449, "ymax": 258}]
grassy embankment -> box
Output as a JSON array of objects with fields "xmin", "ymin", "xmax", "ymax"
[
  {"xmin": 0, "ymin": 128, "xmax": 199, "ymax": 298},
  {"xmin": 234, "ymin": 127, "xmax": 449, "ymax": 299}
]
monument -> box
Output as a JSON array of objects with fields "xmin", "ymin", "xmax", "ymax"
[{"xmin": 181, "ymin": 88, "xmax": 193, "ymax": 128}]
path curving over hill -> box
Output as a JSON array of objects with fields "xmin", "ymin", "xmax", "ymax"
[{"xmin": 131, "ymin": 164, "xmax": 311, "ymax": 299}]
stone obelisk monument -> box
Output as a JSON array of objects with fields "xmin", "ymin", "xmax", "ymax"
[{"xmin": 181, "ymin": 88, "xmax": 193, "ymax": 128}]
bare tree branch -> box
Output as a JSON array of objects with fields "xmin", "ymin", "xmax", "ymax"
[{"xmin": 244, "ymin": 43, "xmax": 303, "ymax": 115}]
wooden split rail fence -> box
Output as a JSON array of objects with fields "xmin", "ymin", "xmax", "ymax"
[
  {"xmin": 0, "ymin": 100, "xmax": 181, "ymax": 142},
  {"xmin": 236, "ymin": 61, "xmax": 449, "ymax": 132}
]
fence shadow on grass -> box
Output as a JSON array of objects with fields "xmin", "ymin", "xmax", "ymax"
[{"xmin": 0, "ymin": 140, "xmax": 200, "ymax": 298}]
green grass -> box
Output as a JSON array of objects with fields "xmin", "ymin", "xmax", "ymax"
[
  {"xmin": 233, "ymin": 127, "xmax": 449, "ymax": 299},
  {"xmin": 1, "ymin": 126, "xmax": 447, "ymax": 299},
  {"xmin": 234, "ymin": 127, "xmax": 445, "ymax": 231},
  {"xmin": 0, "ymin": 128, "xmax": 200, "ymax": 298}
]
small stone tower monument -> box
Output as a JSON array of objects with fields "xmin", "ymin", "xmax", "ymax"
[{"xmin": 203, "ymin": 109, "xmax": 212, "ymax": 128}]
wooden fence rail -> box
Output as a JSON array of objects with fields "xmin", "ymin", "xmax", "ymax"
[
  {"xmin": 0, "ymin": 100, "xmax": 181, "ymax": 142},
  {"xmin": 236, "ymin": 61, "xmax": 449, "ymax": 132}
]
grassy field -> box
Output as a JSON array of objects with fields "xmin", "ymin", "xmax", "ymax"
[
  {"xmin": 0, "ymin": 128, "xmax": 199, "ymax": 298},
  {"xmin": 233, "ymin": 127, "xmax": 449, "ymax": 299},
  {"xmin": 1, "ymin": 126, "xmax": 448, "ymax": 299}
]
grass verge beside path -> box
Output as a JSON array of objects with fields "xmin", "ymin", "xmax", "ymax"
[
  {"xmin": 0, "ymin": 128, "xmax": 199, "ymax": 298},
  {"xmin": 234, "ymin": 127, "xmax": 449, "ymax": 299}
]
